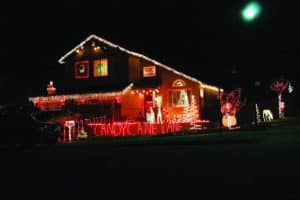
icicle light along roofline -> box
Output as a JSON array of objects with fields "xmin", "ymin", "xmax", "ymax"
[
  {"xmin": 58, "ymin": 34, "xmax": 223, "ymax": 91},
  {"xmin": 202, "ymin": 84, "xmax": 224, "ymax": 92},
  {"xmin": 29, "ymin": 83, "xmax": 133, "ymax": 103}
]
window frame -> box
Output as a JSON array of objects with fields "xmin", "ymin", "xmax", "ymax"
[
  {"xmin": 167, "ymin": 88, "xmax": 192, "ymax": 108},
  {"xmin": 93, "ymin": 58, "xmax": 109, "ymax": 77},
  {"xmin": 143, "ymin": 66, "xmax": 156, "ymax": 78},
  {"xmin": 74, "ymin": 60, "xmax": 90, "ymax": 79}
]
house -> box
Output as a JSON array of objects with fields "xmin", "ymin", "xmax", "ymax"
[{"xmin": 29, "ymin": 34, "xmax": 223, "ymax": 137}]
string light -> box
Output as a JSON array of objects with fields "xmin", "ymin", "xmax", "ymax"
[
  {"xmin": 202, "ymin": 84, "xmax": 224, "ymax": 92},
  {"xmin": 29, "ymin": 83, "xmax": 133, "ymax": 109}
]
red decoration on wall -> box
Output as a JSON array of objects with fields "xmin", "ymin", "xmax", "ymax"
[
  {"xmin": 75, "ymin": 60, "xmax": 89, "ymax": 79},
  {"xmin": 143, "ymin": 66, "xmax": 156, "ymax": 77}
]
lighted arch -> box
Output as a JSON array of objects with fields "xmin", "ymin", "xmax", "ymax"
[{"xmin": 172, "ymin": 79, "xmax": 186, "ymax": 87}]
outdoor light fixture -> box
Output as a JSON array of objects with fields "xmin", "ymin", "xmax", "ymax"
[
  {"xmin": 94, "ymin": 46, "xmax": 100, "ymax": 51},
  {"xmin": 241, "ymin": 1, "xmax": 262, "ymax": 22}
]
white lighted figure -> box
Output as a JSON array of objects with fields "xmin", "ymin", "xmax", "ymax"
[
  {"xmin": 146, "ymin": 107, "xmax": 155, "ymax": 123},
  {"xmin": 262, "ymin": 109, "xmax": 273, "ymax": 122},
  {"xmin": 200, "ymin": 88, "xmax": 204, "ymax": 98},
  {"xmin": 279, "ymin": 101, "xmax": 285, "ymax": 118},
  {"xmin": 155, "ymin": 96, "xmax": 163, "ymax": 124},
  {"xmin": 157, "ymin": 107, "xmax": 162, "ymax": 124},
  {"xmin": 288, "ymin": 82, "xmax": 294, "ymax": 93}
]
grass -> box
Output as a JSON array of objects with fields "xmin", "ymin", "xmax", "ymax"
[
  {"xmin": 2, "ymin": 118, "xmax": 300, "ymax": 198},
  {"xmin": 64, "ymin": 117, "xmax": 300, "ymax": 147}
]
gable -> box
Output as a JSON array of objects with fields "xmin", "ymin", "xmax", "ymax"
[{"xmin": 58, "ymin": 34, "xmax": 223, "ymax": 92}]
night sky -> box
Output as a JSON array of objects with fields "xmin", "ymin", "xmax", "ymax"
[{"xmin": 1, "ymin": 0, "xmax": 299, "ymax": 102}]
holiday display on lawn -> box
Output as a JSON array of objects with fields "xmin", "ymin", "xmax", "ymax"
[
  {"xmin": 255, "ymin": 103, "xmax": 262, "ymax": 123},
  {"xmin": 29, "ymin": 34, "xmax": 222, "ymax": 140},
  {"xmin": 262, "ymin": 109, "xmax": 273, "ymax": 122},
  {"xmin": 47, "ymin": 80, "xmax": 56, "ymax": 95},
  {"xmin": 288, "ymin": 82, "xmax": 294, "ymax": 94},
  {"xmin": 218, "ymin": 88, "xmax": 246, "ymax": 128},
  {"xmin": 270, "ymin": 80, "xmax": 289, "ymax": 119}
]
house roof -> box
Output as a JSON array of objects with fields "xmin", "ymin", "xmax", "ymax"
[
  {"xmin": 60, "ymin": 81, "xmax": 132, "ymax": 95},
  {"xmin": 58, "ymin": 34, "xmax": 223, "ymax": 92}
]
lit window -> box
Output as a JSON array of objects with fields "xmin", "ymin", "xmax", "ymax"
[
  {"xmin": 168, "ymin": 89, "xmax": 190, "ymax": 107},
  {"xmin": 94, "ymin": 59, "xmax": 108, "ymax": 77},
  {"xmin": 75, "ymin": 61, "xmax": 89, "ymax": 79},
  {"xmin": 143, "ymin": 66, "xmax": 156, "ymax": 77}
]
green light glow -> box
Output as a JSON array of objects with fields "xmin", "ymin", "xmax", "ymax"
[{"xmin": 241, "ymin": 2, "xmax": 262, "ymax": 22}]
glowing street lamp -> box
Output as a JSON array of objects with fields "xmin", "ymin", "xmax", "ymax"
[{"xmin": 241, "ymin": 1, "xmax": 262, "ymax": 23}]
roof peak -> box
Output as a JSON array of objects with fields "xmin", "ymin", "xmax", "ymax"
[{"xmin": 58, "ymin": 34, "xmax": 222, "ymax": 91}]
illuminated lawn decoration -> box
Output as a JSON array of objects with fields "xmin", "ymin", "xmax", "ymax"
[
  {"xmin": 47, "ymin": 80, "xmax": 56, "ymax": 95},
  {"xmin": 155, "ymin": 96, "xmax": 163, "ymax": 124},
  {"xmin": 77, "ymin": 129, "xmax": 88, "ymax": 139},
  {"xmin": 87, "ymin": 122, "xmax": 184, "ymax": 137},
  {"xmin": 270, "ymin": 80, "xmax": 288, "ymax": 119},
  {"xmin": 288, "ymin": 82, "xmax": 294, "ymax": 94},
  {"xmin": 262, "ymin": 109, "xmax": 273, "ymax": 122},
  {"xmin": 64, "ymin": 120, "xmax": 75, "ymax": 142},
  {"xmin": 219, "ymin": 88, "xmax": 246, "ymax": 128},
  {"xmin": 190, "ymin": 95, "xmax": 199, "ymax": 122},
  {"xmin": 255, "ymin": 103, "xmax": 262, "ymax": 123},
  {"xmin": 58, "ymin": 118, "xmax": 211, "ymax": 142},
  {"xmin": 221, "ymin": 102, "xmax": 237, "ymax": 128}
]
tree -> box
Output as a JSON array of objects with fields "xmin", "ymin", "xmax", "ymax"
[
  {"xmin": 255, "ymin": 103, "xmax": 261, "ymax": 123},
  {"xmin": 270, "ymin": 80, "xmax": 288, "ymax": 119},
  {"xmin": 181, "ymin": 103, "xmax": 192, "ymax": 123},
  {"xmin": 190, "ymin": 95, "xmax": 199, "ymax": 122},
  {"xmin": 181, "ymin": 95, "xmax": 198, "ymax": 123}
]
